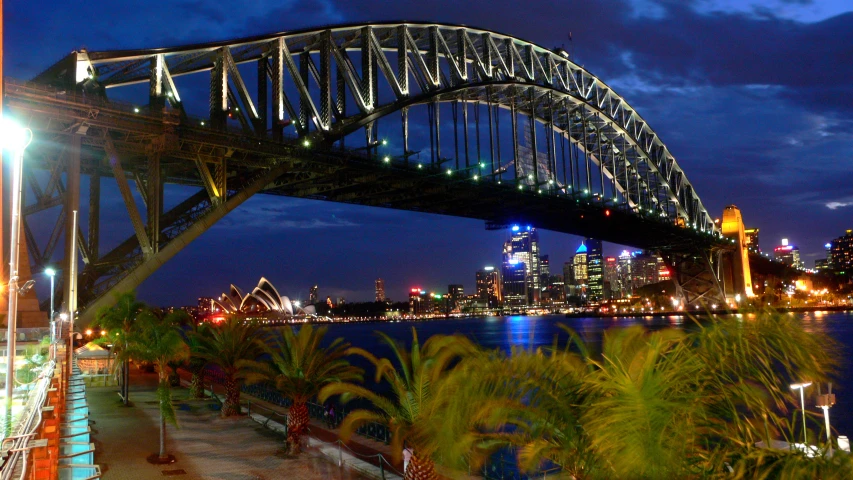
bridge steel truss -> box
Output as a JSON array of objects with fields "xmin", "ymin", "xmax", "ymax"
[{"xmin": 11, "ymin": 22, "xmax": 731, "ymax": 320}]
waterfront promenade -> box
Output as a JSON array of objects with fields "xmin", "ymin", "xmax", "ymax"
[{"xmin": 88, "ymin": 369, "xmax": 374, "ymax": 479}]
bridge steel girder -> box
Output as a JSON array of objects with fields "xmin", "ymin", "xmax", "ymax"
[
  {"xmin": 43, "ymin": 22, "xmax": 716, "ymax": 232},
  {"xmin": 661, "ymin": 248, "xmax": 728, "ymax": 308},
  {"xmin": 79, "ymin": 161, "xmax": 295, "ymax": 323},
  {"xmin": 14, "ymin": 22, "xmax": 733, "ymax": 316}
]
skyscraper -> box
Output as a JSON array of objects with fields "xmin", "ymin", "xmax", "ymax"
[
  {"xmin": 501, "ymin": 259, "xmax": 527, "ymax": 307},
  {"xmin": 774, "ymin": 238, "xmax": 802, "ymax": 269},
  {"xmin": 586, "ymin": 238, "xmax": 604, "ymax": 301},
  {"xmin": 447, "ymin": 284, "xmax": 464, "ymax": 312},
  {"xmin": 829, "ymin": 229, "xmax": 853, "ymax": 273},
  {"xmin": 502, "ymin": 225, "xmax": 541, "ymax": 305},
  {"xmin": 375, "ymin": 278, "xmax": 386, "ymax": 302},
  {"xmin": 309, "ymin": 285, "xmax": 319, "ymax": 304},
  {"xmin": 744, "ymin": 228, "xmax": 760, "ymax": 253},
  {"xmin": 604, "ymin": 256, "xmax": 618, "ymax": 299},
  {"xmin": 616, "ymin": 250, "xmax": 634, "ymax": 298},
  {"xmin": 566, "ymin": 243, "xmax": 588, "ymax": 303},
  {"xmin": 476, "ymin": 267, "xmax": 502, "ymax": 308}
]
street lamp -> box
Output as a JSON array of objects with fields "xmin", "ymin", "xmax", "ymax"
[
  {"xmin": 2, "ymin": 118, "xmax": 33, "ymax": 405},
  {"xmin": 45, "ymin": 268, "xmax": 56, "ymax": 342},
  {"xmin": 791, "ymin": 382, "xmax": 812, "ymax": 445}
]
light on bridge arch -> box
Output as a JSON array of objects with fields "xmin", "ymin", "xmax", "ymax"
[
  {"xmin": 446, "ymin": 169, "xmax": 452, "ymax": 175},
  {"xmin": 303, "ymin": 139, "xmax": 311, "ymax": 147},
  {"xmin": 417, "ymin": 164, "xmax": 423, "ymax": 169},
  {"xmin": 383, "ymin": 156, "xmax": 390, "ymax": 163}
]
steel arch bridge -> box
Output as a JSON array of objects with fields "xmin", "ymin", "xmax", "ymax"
[{"xmin": 6, "ymin": 22, "xmax": 736, "ymax": 321}]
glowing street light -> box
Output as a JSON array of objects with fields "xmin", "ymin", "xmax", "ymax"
[
  {"xmin": 2, "ymin": 118, "xmax": 33, "ymax": 405},
  {"xmin": 791, "ymin": 382, "xmax": 812, "ymax": 444}
]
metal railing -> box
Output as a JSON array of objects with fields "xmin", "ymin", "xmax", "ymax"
[
  {"xmin": 204, "ymin": 368, "xmax": 391, "ymax": 444},
  {"xmin": 0, "ymin": 357, "xmax": 57, "ymax": 480},
  {"xmin": 203, "ymin": 367, "xmax": 562, "ymax": 479}
]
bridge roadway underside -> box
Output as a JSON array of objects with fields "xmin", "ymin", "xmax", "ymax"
[{"xmin": 6, "ymin": 80, "xmax": 727, "ymax": 317}]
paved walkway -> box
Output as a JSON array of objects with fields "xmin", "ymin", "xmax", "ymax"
[
  {"xmin": 185, "ymin": 371, "xmax": 406, "ymax": 479},
  {"xmin": 89, "ymin": 368, "xmax": 369, "ymax": 479}
]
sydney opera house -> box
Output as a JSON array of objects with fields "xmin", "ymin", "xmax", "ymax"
[{"xmin": 211, "ymin": 277, "xmax": 316, "ymax": 320}]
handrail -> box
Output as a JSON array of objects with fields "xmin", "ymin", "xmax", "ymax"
[
  {"xmin": 205, "ymin": 367, "xmax": 562, "ymax": 479},
  {"xmin": 0, "ymin": 356, "xmax": 57, "ymax": 480}
]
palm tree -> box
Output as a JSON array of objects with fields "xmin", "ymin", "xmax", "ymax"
[
  {"xmin": 124, "ymin": 311, "xmax": 188, "ymax": 462},
  {"xmin": 243, "ymin": 324, "xmax": 362, "ymax": 453},
  {"xmin": 319, "ymin": 328, "xmax": 479, "ymax": 480},
  {"xmin": 193, "ymin": 318, "xmax": 264, "ymax": 416},
  {"xmin": 94, "ymin": 291, "xmax": 147, "ymax": 405},
  {"xmin": 185, "ymin": 322, "xmax": 212, "ymax": 399},
  {"xmin": 501, "ymin": 315, "xmax": 844, "ymax": 479}
]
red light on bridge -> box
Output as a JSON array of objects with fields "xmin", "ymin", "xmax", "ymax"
[{"xmin": 605, "ymin": 209, "xmax": 610, "ymax": 216}]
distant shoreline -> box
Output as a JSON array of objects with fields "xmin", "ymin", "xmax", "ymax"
[{"xmin": 563, "ymin": 305, "xmax": 853, "ymax": 319}]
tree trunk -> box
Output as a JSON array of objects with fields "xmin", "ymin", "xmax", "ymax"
[
  {"xmin": 122, "ymin": 359, "xmax": 130, "ymax": 405},
  {"xmin": 221, "ymin": 375, "xmax": 240, "ymax": 417},
  {"xmin": 286, "ymin": 402, "xmax": 309, "ymax": 454},
  {"xmin": 189, "ymin": 371, "xmax": 205, "ymax": 399},
  {"xmin": 159, "ymin": 400, "xmax": 167, "ymax": 459},
  {"xmin": 405, "ymin": 453, "xmax": 438, "ymax": 480}
]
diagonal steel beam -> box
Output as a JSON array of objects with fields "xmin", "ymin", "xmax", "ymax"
[
  {"xmin": 104, "ymin": 139, "xmax": 153, "ymax": 257},
  {"xmin": 80, "ymin": 160, "xmax": 295, "ymax": 323}
]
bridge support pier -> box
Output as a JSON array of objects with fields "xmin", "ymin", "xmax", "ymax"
[{"xmin": 663, "ymin": 247, "xmax": 727, "ymax": 310}]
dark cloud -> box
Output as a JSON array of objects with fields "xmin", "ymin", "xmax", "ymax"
[{"xmin": 9, "ymin": 0, "xmax": 853, "ymax": 305}]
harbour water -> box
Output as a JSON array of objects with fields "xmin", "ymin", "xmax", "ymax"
[{"xmin": 322, "ymin": 310, "xmax": 853, "ymax": 435}]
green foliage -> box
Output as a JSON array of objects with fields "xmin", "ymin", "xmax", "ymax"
[
  {"xmin": 480, "ymin": 313, "xmax": 845, "ymax": 479},
  {"xmin": 94, "ymin": 291, "xmax": 147, "ymax": 370},
  {"xmin": 190, "ymin": 318, "xmax": 264, "ymax": 379},
  {"xmin": 319, "ymin": 328, "xmax": 481, "ymax": 466},
  {"xmin": 124, "ymin": 310, "xmax": 189, "ymax": 427},
  {"xmin": 243, "ymin": 324, "xmax": 363, "ymax": 405}
]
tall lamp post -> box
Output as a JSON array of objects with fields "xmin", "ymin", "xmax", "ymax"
[
  {"xmin": 2, "ymin": 119, "xmax": 33, "ymax": 405},
  {"xmin": 45, "ymin": 268, "xmax": 56, "ymax": 343},
  {"xmin": 791, "ymin": 382, "xmax": 812, "ymax": 445}
]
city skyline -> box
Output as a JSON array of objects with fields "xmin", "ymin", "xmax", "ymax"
[{"xmin": 7, "ymin": 0, "xmax": 851, "ymax": 307}]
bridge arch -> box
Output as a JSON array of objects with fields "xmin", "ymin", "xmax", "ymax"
[
  {"xmin": 40, "ymin": 22, "xmax": 715, "ymax": 232},
  {"xmin": 15, "ymin": 22, "xmax": 729, "ymax": 318}
]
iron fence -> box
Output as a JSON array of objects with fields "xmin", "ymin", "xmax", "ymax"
[{"xmin": 204, "ymin": 367, "xmax": 560, "ymax": 479}]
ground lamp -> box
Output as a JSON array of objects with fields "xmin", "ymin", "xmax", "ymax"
[
  {"xmin": 815, "ymin": 383, "xmax": 836, "ymax": 449},
  {"xmin": 790, "ymin": 382, "xmax": 812, "ymax": 445},
  {"xmin": 2, "ymin": 118, "xmax": 33, "ymax": 404}
]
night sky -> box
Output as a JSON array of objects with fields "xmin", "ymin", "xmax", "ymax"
[{"xmin": 6, "ymin": 0, "xmax": 852, "ymax": 306}]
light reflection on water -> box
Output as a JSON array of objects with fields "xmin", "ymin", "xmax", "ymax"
[{"xmin": 320, "ymin": 311, "xmax": 853, "ymax": 433}]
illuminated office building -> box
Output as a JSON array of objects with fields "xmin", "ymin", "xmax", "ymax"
[
  {"xmin": 476, "ymin": 267, "xmax": 502, "ymax": 308},
  {"xmin": 375, "ymin": 278, "xmax": 386, "ymax": 302},
  {"xmin": 586, "ymin": 238, "xmax": 604, "ymax": 301},
  {"xmin": 501, "ymin": 259, "xmax": 527, "ymax": 307},
  {"xmin": 502, "ymin": 225, "xmax": 541, "ymax": 305},
  {"xmin": 744, "ymin": 228, "xmax": 760, "ymax": 253},
  {"xmin": 829, "ymin": 229, "xmax": 853, "ymax": 273},
  {"xmin": 774, "ymin": 238, "xmax": 802, "ymax": 269}
]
